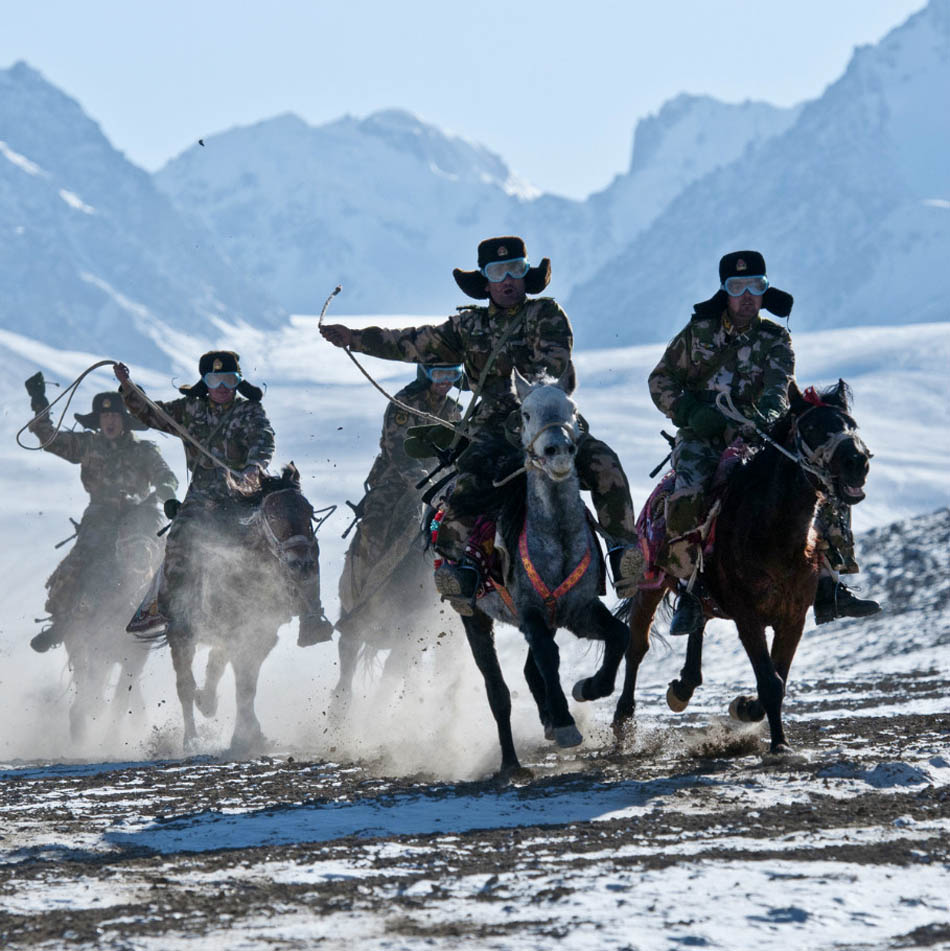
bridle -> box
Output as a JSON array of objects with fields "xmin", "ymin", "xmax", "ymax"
[
  {"xmin": 492, "ymin": 416, "xmax": 580, "ymax": 488},
  {"xmin": 242, "ymin": 488, "xmax": 317, "ymax": 566},
  {"xmin": 715, "ymin": 391, "xmax": 870, "ymax": 496}
]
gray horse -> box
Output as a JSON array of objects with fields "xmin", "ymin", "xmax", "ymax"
[{"xmin": 455, "ymin": 369, "xmax": 630, "ymax": 779}]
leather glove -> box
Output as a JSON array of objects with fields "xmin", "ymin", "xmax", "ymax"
[
  {"xmin": 687, "ymin": 404, "xmax": 728, "ymax": 439},
  {"xmin": 163, "ymin": 498, "xmax": 182, "ymax": 520},
  {"xmin": 25, "ymin": 372, "xmax": 49, "ymax": 413},
  {"xmin": 404, "ymin": 423, "xmax": 456, "ymax": 459}
]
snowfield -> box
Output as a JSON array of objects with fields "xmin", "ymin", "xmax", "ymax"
[{"xmin": 0, "ymin": 319, "xmax": 948, "ymax": 949}]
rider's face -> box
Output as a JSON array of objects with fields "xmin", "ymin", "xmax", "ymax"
[
  {"xmin": 208, "ymin": 383, "xmax": 236, "ymax": 405},
  {"xmin": 430, "ymin": 380, "xmax": 454, "ymax": 399},
  {"xmin": 99, "ymin": 412, "xmax": 125, "ymax": 439},
  {"xmin": 487, "ymin": 275, "xmax": 527, "ymax": 309},
  {"xmin": 726, "ymin": 291, "xmax": 762, "ymax": 327}
]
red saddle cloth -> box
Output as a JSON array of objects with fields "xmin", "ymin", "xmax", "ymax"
[{"xmin": 637, "ymin": 439, "xmax": 753, "ymax": 589}]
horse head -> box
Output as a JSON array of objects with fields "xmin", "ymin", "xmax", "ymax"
[
  {"xmin": 513, "ymin": 366, "xmax": 580, "ymax": 483},
  {"xmin": 253, "ymin": 462, "xmax": 320, "ymax": 578},
  {"xmin": 788, "ymin": 379, "xmax": 872, "ymax": 504}
]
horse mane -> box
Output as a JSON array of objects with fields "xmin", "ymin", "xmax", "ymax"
[{"xmin": 450, "ymin": 432, "xmax": 526, "ymax": 555}]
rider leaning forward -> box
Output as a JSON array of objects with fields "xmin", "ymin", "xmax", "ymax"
[
  {"xmin": 649, "ymin": 250, "xmax": 881, "ymax": 635},
  {"xmin": 24, "ymin": 374, "xmax": 178, "ymax": 653},
  {"xmin": 321, "ymin": 236, "xmax": 644, "ymax": 614},
  {"xmin": 114, "ymin": 350, "xmax": 333, "ymax": 646}
]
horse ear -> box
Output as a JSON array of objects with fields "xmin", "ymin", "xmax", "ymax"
[
  {"xmin": 513, "ymin": 368, "xmax": 532, "ymax": 401},
  {"xmin": 788, "ymin": 379, "xmax": 808, "ymax": 413},
  {"xmin": 283, "ymin": 461, "xmax": 300, "ymax": 485},
  {"xmin": 555, "ymin": 363, "xmax": 576, "ymax": 395},
  {"xmin": 833, "ymin": 378, "xmax": 851, "ymax": 411}
]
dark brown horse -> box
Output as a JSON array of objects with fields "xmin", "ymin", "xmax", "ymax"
[{"xmin": 613, "ymin": 380, "xmax": 872, "ymax": 753}]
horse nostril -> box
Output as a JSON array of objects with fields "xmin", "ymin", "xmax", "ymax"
[
  {"xmin": 545, "ymin": 445, "xmax": 557, "ymax": 457},
  {"xmin": 567, "ymin": 444, "xmax": 576, "ymax": 456}
]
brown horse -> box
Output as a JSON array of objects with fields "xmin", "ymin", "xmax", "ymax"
[{"xmin": 613, "ymin": 380, "xmax": 872, "ymax": 753}]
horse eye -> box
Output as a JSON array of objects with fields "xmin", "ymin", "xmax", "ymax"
[{"xmin": 523, "ymin": 411, "xmax": 530, "ymax": 422}]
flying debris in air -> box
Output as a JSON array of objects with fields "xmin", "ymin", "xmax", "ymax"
[{"xmin": 199, "ymin": 139, "xmax": 205, "ymax": 147}]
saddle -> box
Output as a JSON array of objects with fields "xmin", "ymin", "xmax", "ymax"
[{"xmin": 637, "ymin": 438, "xmax": 754, "ymax": 590}]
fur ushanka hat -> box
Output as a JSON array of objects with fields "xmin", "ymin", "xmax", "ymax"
[
  {"xmin": 178, "ymin": 350, "xmax": 263, "ymax": 401},
  {"xmin": 453, "ymin": 236, "xmax": 551, "ymax": 300},
  {"xmin": 75, "ymin": 391, "xmax": 147, "ymax": 431},
  {"xmin": 692, "ymin": 250, "xmax": 794, "ymax": 319}
]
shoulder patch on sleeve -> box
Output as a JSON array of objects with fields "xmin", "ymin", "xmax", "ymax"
[{"xmin": 394, "ymin": 412, "xmax": 409, "ymax": 426}]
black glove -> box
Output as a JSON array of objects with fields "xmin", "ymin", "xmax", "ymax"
[
  {"xmin": 25, "ymin": 372, "xmax": 49, "ymax": 413},
  {"xmin": 163, "ymin": 498, "xmax": 182, "ymax": 520},
  {"xmin": 404, "ymin": 423, "xmax": 456, "ymax": 459},
  {"xmin": 671, "ymin": 392, "xmax": 701, "ymax": 428},
  {"xmin": 687, "ymin": 404, "xmax": 728, "ymax": 440}
]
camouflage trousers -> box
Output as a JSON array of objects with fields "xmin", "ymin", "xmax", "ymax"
[
  {"xmin": 338, "ymin": 478, "xmax": 424, "ymax": 619},
  {"xmin": 663, "ymin": 430, "xmax": 860, "ymax": 578},
  {"xmin": 436, "ymin": 432, "xmax": 637, "ymax": 562},
  {"xmin": 46, "ymin": 501, "xmax": 162, "ymax": 620}
]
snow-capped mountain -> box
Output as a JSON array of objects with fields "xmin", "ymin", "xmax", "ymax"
[
  {"xmin": 568, "ymin": 0, "xmax": 950, "ymax": 345},
  {"xmin": 153, "ymin": 98, "xmax": 793, "ymax": 317},
  {"xmin": 0, "ymin": 62, "xmax": 284, "ymax": 370}
]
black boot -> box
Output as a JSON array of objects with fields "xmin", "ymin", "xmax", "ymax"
[
  {"xmin": 670, "ymin": 584, "xmax": 705, "ymax": 637},
  {"xmin": 814, "ymin": 577, "xmax": 881, "ymax": 625},
  {"xmin": 30, "ymin": 624, "xmax": 63, "ymax": 653},
  {"xmin": 433, "ymin": 558, "xmax": 481, "ymax": 616},
  {"xmin": 298, "ymin": 609, "xmax": 335, "ymax": 647}
]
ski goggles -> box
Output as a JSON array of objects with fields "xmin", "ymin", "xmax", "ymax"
[
  {"xmin": 424, "ymin": 365, "xmax": 464, "ymax": 384},
  {"xmin": 481, "ymin": 257, "xmax": 530, "ymax": 283},
  {"xmin": 203, "ymin": 371, "xmax": 242, "ymax": 389},
  {"xmin": 722, "ymin": 275, "xmax": 769, "ymax": 297}
]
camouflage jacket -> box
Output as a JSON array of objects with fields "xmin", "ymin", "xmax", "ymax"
[
  {"xmin": 349, "ymin": 298, "xmax": 573, "ymax": 427},
  {"xmin": 29, "ymin": 412, "xmax": 178, "ymax": 505},
  {"xmin": 120, "ymin": 385, "xmax": 275, "ymax": 501},
  {"xmin": 649, "ymin": 312, "xmax": 795, "ymax": 428},
  {"xmin": 365, "ymin": 383, "xmax": 462, "ymax": 490}
]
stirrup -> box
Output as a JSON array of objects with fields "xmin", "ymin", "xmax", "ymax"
[{"xmin": 814, "ymin": 579, "xmax": 881, "ymax": 625}]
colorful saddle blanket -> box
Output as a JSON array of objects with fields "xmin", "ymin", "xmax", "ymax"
[{"xmin": 637, "ymin": 439, "xmax": 754, "ymax": 589}]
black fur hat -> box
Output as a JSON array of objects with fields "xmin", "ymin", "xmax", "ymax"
[
  {"xmin": 179, "ymin": 350, "xmax": 263, "ymax": 401},
  {"xmin": 693, "ymin": 250, "xmax": 794, "ymax": 319},
  {"xmin": 453, "ymin": 236, "xmax": 552, "ymax": 300},
  {"xmin": 75, "ymin": 391, "xmax": 147, "ymax": 431}
]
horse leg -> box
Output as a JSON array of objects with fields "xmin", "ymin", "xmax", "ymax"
[
  {"xmin": 771, "ymin": 616, "xmax": 807, "ymax": 688},
  {"xmin": 228, "ymin": 634, "xmax": 276, "ymax": 758},
  {"xmin": 734, "ymin": 619, "xmax": 788, "ymax": 753},
  {"xmin": 523, "ymin": 650, "xmax": 553, "ymax": 739},
  {"xmin": 520, "ymin": 609, "xmax": 581, "ymax": 749},
  {"xmin": 168, "ymin": 632, "xmax": 199, "ymax": 753},
  {"xmin": 612, "ymin": 589, "xmax": 661, "ymax": 732},
  {"xmin": 195, "ymin": 645, "xmax": 228, "ymax": 718},
  {"xmin": 331, "ymin": 631, "xmax": 361, "ymax": 713},
  {"xmin": 68, "ymin": 645, "xmax": 102, "ymax": 745},
  {"xmin": 462, "ymin": 612, "xmax": 525, "ymax": 779},
  {"xmin": 667, "ymin": 624, "xmax": 706, "ymax": 713},
  {"xmin": 569, "ymin": 600, "xmax": 630, "ymax": 702}
]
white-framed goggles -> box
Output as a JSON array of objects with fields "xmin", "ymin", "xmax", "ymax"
[
  {"xmin": 481, "ymin": 257, "xmax": 530, "ymax": 283},
  {"xmin": 722, "ymin": 275, "xmax": 769, "ymax": 297},
  {"xmin": 203, "ymin": 371, "xmax": 242, "ymax": 389}
]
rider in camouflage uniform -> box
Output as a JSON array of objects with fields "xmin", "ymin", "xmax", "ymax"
[
  {"xmin": 649, "ymin": 250, "xmax": 880, "ymax": 634},
  {"xmin": 321, "ymin": 236, "xmax": 642, "ymax": 613},
  {"xmin": 24, "ymin": 374, "xmax": 178, "ymax": 653},
  {"xmin": 336, "ymin": 364, "xmax": 463, "ymax": 633},
  {"xmin": 114, "ymin": 351, "xmax": 333, "ymax": 645}
]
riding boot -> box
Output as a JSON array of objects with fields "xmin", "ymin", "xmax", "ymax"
[
  {"xmin": 433, "ymin": 558, "xmax": 481, "ymax": 616},
  {"xmin": 609, "ymin": 544, "xmax": 645, "ymax": 598},
  {"xmin": 814, "ymin": 577, "xmax": 881, "ymax": 625},
  {"xmin": 298, "ymin": 607, "xmax": 335, "ymax": 647},
  {"xmin": 30, "ymin": 623, "xmax": 63, "ymax": 653},
  {"xmin": 670, "ymin": 580, "xmax": 705, "ymax": 637}
]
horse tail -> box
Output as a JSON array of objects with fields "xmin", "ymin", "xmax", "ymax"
[{"xmin": 613, "ymin": 597, "xmax": 633, "ymax": 623}]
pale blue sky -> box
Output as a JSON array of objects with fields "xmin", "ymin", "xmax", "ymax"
[{"xmin": 0, "ymin": 0, "xmax": 928, "ymax": 198}]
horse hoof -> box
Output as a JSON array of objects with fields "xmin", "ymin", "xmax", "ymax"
[
  {"xmin": 499, "ymin": 764, "xmax": 534, "ymax": 784},
  {"xmin": 666, "ymin": 681, "xmax": 689, "ymax": 713},
  {"xmin": 768, "ymin": 743, "xmax": 793, "ymax": 756},
  {"xmin": 543, "ymin": 722, "xmax": 555, "ymax": 741},
  {"xmin": 553, "ymin": 724, "xmax": 583, "ymax": 748},
  {"xmin": 572, "ymin": 679, "xmax": 588, "ymax": 702},
  {"xmin": 729, "ymin": 695, "xmax": 765, "ymax": 722}
]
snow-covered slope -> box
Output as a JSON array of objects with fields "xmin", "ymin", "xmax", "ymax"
[
  {"xmin": 569, "ymin": 0, "xmax": 950, "ymax": 344},
  {"xmin": 0, "ymin": 62, "xmax": 284, "ymax": 370}
]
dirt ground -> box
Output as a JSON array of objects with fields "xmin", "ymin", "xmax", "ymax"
[{"xmin": 2, "ymin": 667, "xmax": 949, "ymax": 950}]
